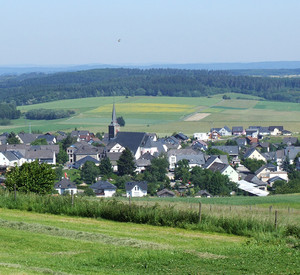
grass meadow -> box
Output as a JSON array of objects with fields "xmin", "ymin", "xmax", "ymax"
[
  {"xmin": 1, "ymin": 94, "xmax": 299, "ymax": 135},
  {"xmin": 0, "ymin": 203, "xmax": 299, "ymax": 274}
]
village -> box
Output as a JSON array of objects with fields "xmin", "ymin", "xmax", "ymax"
[{"xmin": 0, "ymin": 104, "xmax": 299, "ymax": 198}]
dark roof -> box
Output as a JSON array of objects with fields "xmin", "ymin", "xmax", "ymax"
[
  {"xmin": 269, "ymin": 126, "xmax": 284, "ymax": 131},
  {"xmin": 90, "ymin": 180, "xmax": 116, "ymax": 190},
  {"xmin": 55, "ymin": 178, "xmax": 77, "ymax": 189},
  {"xmin": 125, "ymin": 181, "xmax": 147, "ymax": 191},
  {"xmin": 195, "ymin": 190, "xmax": 213, "ymax": 197},
  {"xmin": 157, "ymin": 189, "xmax": 175, "ymax": 197},
  {"xmin": 37, "ymin": 134, "xmax": 56, "ymax": 143},
  {"xmin": 268, "ymin": 176, "xmax": 287, "ymax": 183},
  {"xmin": 232, "ymin": 126, "xmax": 243, "ymax": 132},
  {"xmin": 2, "ymin": 151, "xmax": 23, "ymax": 161},
  {"xmin": 111, "ymin": 132, "xmax": 148, "ymax": 155},
  {"xmin": 283, "ymin": 137, "xmax": 298, "ymax": 145},
  {"xmin": 208, "ymin": 162, "xmax": 228, "ymax": 173},
  {"xmin": 73, "ymin": 156, "xmax": 99, "ymax": 169},
  {"xmin": 174, "ymin": 133, "xmax": 189, "ymax": 141},
  {"xmin": 244, "ymin": 148, "xmax": 257, "ymax": 158},
  {"xmin": 212, "ymin": 146, "xmax": 239, "ymax": 155},
  {"xmin": 17, "ymin": 133, "xmax": 39, "ymax": 144}
]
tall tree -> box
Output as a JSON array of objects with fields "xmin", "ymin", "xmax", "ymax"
[
  {"xmin": 117, "ymin": 148, "xmax": 135, "ymax": 176},
  {"xmin": 174, "ymin": 159, "xmax": 190, "ymax": 184},
  {"xmin": 80, "ymin": 161, "xmax": 99, "ymax": 184},
  {"xmin": 5, "ymin": 161, "xmax": 56, "ymax": 194},
  {"xmin": 7, "ymin": 132, "xmax": 20, "ymax": 144},
  {"xmin": 99, "ymin": 157, "xmax": 113, "ymax": 176}
]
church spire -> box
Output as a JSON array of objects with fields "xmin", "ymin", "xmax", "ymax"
[
  {"xmin": 108, "ymin": 102, "xmax": 120, "ymax": 140},
  {"xmin": 112, "ymin": 103, "xmax": 117, "ymax": 124}
]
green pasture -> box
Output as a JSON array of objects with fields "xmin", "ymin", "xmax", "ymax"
[
  {"xmin": 0, "ymin": 208, "xmax": 299, "ymax": 274},
  {"xmin": 1, "ymin": 94, "xmax": 299, "ymax": 135}
]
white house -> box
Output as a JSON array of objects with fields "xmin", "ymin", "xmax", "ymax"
[
  {"xmin": 0, "ymin": 151, "xmax": 26, "ymax": 167},
  {"xmin": 208, "ymin": 162, "xmax": 239, "ymax": 183},
  {"xmin": 54, "ymin": 178, "xmax": 77, "ymax": 195},
  {"xmin": 90, "ymin": 180, "xmax": 117, "ymax": 197},
  {"xmin": 244, "ymin": 148, "xmax": 267, "ymax": 162},
  {"xmin": 193, "ymin": 133, "xmax": 209, "ymax": 141},
  {"xmin": 125, "ymin": 181, "xmax": 147, "ymax": 197}
]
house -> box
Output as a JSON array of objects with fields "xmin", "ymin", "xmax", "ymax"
[
  {"xmin": 140, "ymin": 138, "xmax": 167, "ymax": 156},
  {"xmin": 37, "ymin": 133, "xmax": 57, "ymax": 145},
  {"xmin": 157, "ymin": 189, "xmax": 175, "ymax": 197},
  {"xmin": 17, "ymin": 133, "xmax": 39, "ymax": 145},
  {"xmin": 167, "ymin": 148, "xmax": 203, "ymax": 170},
  {"xmin": 54, "ymin": 178, "xmax": 77, "ymax": 195},
  {"xmin": 275, "ymin": 149, "xmax": 285, "ymax": 167},
  {"xmin": 269, "ymin": 126, "xmax": 284, "ymax": 136},
  {"xmin": 106, "ymin": 152, "xmax": 122, "ymax": 172},
  {"xmin": 163, "ymin": 136, "xmax": 181, "ymax": 149},
  {"xmin": 246, "ymin": 136, "xmax": 259, "ymax": 145},
  {"xmin": 67, "ymin": 142, "xmax": 105, "ymax": 163},
  {"xmin": 72, "ymin": 156, "xmax": 100, "ymax": 169},
  {"xmin": 244, "ymin": 174, "xmax": 268, "ymax": 191},
  {"xmin": 237, "ymin": 180, "xmax": 269, "ymax": 196},
  {"xmin": 285, "ymin": 147, "xmax": 300, "ymax": 164},
  {"xmin": 90, "ymin": 180, "xmax": 116, "ymax": 197},
  {"xmin": 195, "ymin": 190, "xmax": 213, "ymax": 198},
  {"xmin": 203, "ymin": 155, "xmax": 228, "ymax": 169},
  {"xmin": 192, "ymin": 140, "xmax": 208, "ymax": 151},
  {"xmin": 174, "ymin": 133, "xmax": 189, "ymax": 142},
  {"xmin": 236, "ymin": 138, "xmax": 247, "ymax": 148},
  {"xmin": 244, "ymin": 148, "xmax": 266, "ymax": 162},
  {"xmin": 26, "ymin": 149, "xmax": 57, "ymax": 165},
  {"xmin": 283, "ymin": 137, "xmax": 298, "ymax": 146},
  {"xmin": 208, "ymin": 162, "xmax": 239, "ymax": 182},
  {"xmin": 107, "ymin": 131, "xmax": 149, "ymax": 159},
  {"xmin": 209, "ymin": 129, "xmax": 221, "ymax": 140},
  {"xmin": 245, "ymin": 129, "xmax": 259, "ymax": 138},
  {"xmin": 232, "ymin": 126, "xmax": 244, "ymax": 136},
  {"xmin": 135, "ymin": 156, "xmax": 152, "ymax": 173},
  {"xmin": 258, "ymin": 127, "xmax": 270, "ymax": 136},
  {"xmin": 212, "ymin": 146, "xmax": 239, "ymax": 157},
  {"xmin": 125, "ymin": 181, "xmax": 147, "ymax": 197},
  {"xmin": 282, "ymin": 130, "xmax": 292, "ymax": 136},
  {"xmin": 218, "ymin": 126, "xmax": 232, "ymax": 136},
  {"xmin": 193, "ymin": 132, "xmax": 209, "ymax": 141},
  {"xmin": 71, "ymin": 130, "xmax": 93, "ymax": 142},
  {"xmin": 0, "ymin": 151, "xmax": 25, "ymax": 167}
]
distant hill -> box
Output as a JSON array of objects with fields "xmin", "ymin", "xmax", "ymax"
[
  {"xmin": 1, "ymin": 61, "xmax": 300, "ymax": 75},
  {"xmin": 0, "ymin": 68, "xmax": 299, "ymax": 105}
]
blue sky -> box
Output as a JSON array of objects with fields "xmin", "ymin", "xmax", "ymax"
[{"xmin": 1, "ymin": 0, "xmax": 299, "ymax": 65}]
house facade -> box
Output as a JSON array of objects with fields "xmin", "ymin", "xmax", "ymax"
[{"xmin": 125, "ymin": 181, "xmax": 147, "ymax": 197}]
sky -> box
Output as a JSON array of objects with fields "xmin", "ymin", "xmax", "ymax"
[{"xmin": 0, "ymin": 0, "xmax": 300, "ymax": 66}]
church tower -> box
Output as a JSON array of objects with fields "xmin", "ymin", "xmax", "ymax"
[{"xmin": 108, "ymin": 103, "xmax": 120, "ymax": 140}]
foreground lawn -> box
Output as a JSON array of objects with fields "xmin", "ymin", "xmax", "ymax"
[{"xmin": 0, "ymin": 208, "xmax": 299, "ymax": 274}]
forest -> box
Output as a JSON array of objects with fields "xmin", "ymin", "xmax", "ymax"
[
  {"xmin": 25, "ymin": 109, "xmax": 75, "ymax": 120},
  {"xmin": 0, "ymin": 68, "xmax": 299, "ymax": 105}
]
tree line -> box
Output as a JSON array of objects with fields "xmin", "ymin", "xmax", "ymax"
[
  {"xmin": 0, "ymin": 68, "xmax": 299, "ymax": 105},
  {"xmin": 25, "ymin": 109, "xmax": 75, "ymax": 120}
]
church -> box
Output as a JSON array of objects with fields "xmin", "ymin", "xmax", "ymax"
[{"xmin": 106, "ymin": 103, "xmax": 162, "ymax": 160}]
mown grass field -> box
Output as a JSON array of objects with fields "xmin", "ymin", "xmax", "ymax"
[
  {"xmin": 0, "ymin": 208, "xmax": 299, "ymax": 274},
  {"xmin": 1, "ymin": 93, "xmax": 299, "ymax": 135}
]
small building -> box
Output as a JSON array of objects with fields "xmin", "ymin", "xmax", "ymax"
[
  {"xmin": 195, "ymin": 190, "xmax": 213, "ymax": 198},
  {"xmin": 232, "ymin": 126, "xmax": 244, "ymax": 136},
  {"xmin": 125, "ymin": 181, "xmax": 147, "ymax": 197},
  {"xmin": 90, "ymin": 180, "xmax": 117, "ymax": 197},
  {"xmin": 54, "ymin": 178, "xmax": 77, "ymax": 195},
  {"xmin": 157, "ymin": 189, "xmax": 175, "ymax": 197},
  {"xmin": 244, "ymin": 148, "xmax": 266, "ymax": 162}
]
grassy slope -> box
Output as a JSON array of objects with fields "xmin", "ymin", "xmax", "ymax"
[
  {"xmin": 0, "ymin": 94, "xmax": 299, "ymax": 135},
  {"xmin": 0, "ymin": 208, "xmax": 299, "ymax": 274}
]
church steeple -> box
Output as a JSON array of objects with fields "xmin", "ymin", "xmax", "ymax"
[{"xmin": 108, "ymin": 103, "xmax": 120, "ymax": 140}]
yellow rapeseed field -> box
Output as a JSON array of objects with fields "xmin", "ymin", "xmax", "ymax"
[{"xmin": 91, "ymin": 103, "xmax": 195, "ymax": 113}]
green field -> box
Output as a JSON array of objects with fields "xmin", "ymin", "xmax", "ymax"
[
  {"xmin": 1, "ymin": 94, "xmax": 300, "ymax": 135},
  {"xmin": 0, "ymin": 208, "xmax": 299, "ymax": 274}
]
